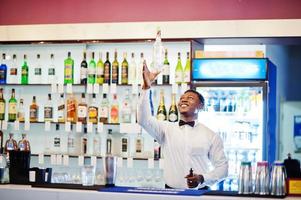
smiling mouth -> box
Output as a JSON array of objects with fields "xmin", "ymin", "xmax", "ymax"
[{"xmin": 180, "ymin": 104, "xmax": 189, "ymax": 108}]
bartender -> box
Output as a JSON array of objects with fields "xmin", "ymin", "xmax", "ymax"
[{"xmin": 137, "ymin": 61, "xmax": 228, "ymax": 189}]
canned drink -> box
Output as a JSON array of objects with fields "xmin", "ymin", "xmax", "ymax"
[
  {"xmin": 238, "ymin": 161, "xmax": 253, "ymax": 194},
  {"xmin": 270, "ymin": 161, "xmax": 286, "ymax": 196},
  {"xmin": 254, "ymin": 161, "xmax": 269, "ymax": 195}
]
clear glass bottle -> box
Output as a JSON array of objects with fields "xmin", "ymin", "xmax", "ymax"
[
  {"xmin": 135, "ymin": 132, "xmax": 144, "ymax": 156},
  {"xmin": 30, "ymin": 96, "xmax": 39, "ymax": 122},
  {"xmin": 81, "ymin": 126, "xmax": 88, "ymax": 155},
  {"xmin": 137, "ymin": 52, "xmax": 144, "ymax": 85},
  {"xmin": 121, "ymin": 89, "xmax": 131, "ymax": 123},
  {"xmin": 17, "ymin": 98, "xmax": 25, "ymax": 122},
  {"xmin": 44, "ymin": 94, "xmax": 53, "ymax": 122},
  {"xmin": 88, "ymin": 52, "xmax": 96, "ymax": 84},
  {"xmin": 48, "ymin": 54, "xmax": 56, "ymax": 84},
  {"xmin": 18, "ymin": 134, "xmax": 31, "ymax": 152},
  {"xmin": 99, "ymin": 94, "xmax": 109, "ymax": 123},
  {"xmin": 77, "ymin": 93, "xmax": 87, "ymax": 123},
  {"xmin": 33, "ymin": 54, "xmax": 42, "ymax": 84},
  {"xmin": 106, "ymin": 129, "xmax": 113, "ymax": 155},
  {"xmin": 93, "ymin": 130, "xmax": 101, "ymax": 156},
  {"xmin": 152, "ymin": 27, "xmax": 165, "ymax": 72},
  {"xmin": 8, "ymin": 88, "xmax": 17, "ymax": 122},
  {"xmin": 57, "ymin": 94, "xmax": 65, "ymax": 123},
  {"xmin": 53, "ymin": 123, "xmax": 61, "ymax": 154}
]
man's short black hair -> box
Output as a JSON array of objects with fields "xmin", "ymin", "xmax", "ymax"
[{"xmin": 184, "ymin": 89, "xmax": 205, "ymax": 106}]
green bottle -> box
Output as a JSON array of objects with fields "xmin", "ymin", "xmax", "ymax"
[
  {"xmin": 88, "ymin": 52, "xmax": 96, "ymax": 84},
  {"xmin": 96, "ymin": 52, "xmax": 104, "ymax": 84},
  {"xmin": 21, "ymin": 54, "xmax": 29, "ymax": 84},
  {"xmin": 64, "ymin": 52, "xmax": 74, "ymax": 84},
  {"xmin": 175, "ymin": 52, "xmax": 183, "ymax": 84},
  {"xmin": 8, "ymin": 88, "xmax": 17, "ymax": 122},
  {"xmin": 162, "ymin": 49, "xmax": 170, "ymax": 84},
  {"xmin": 183, "ymin": 52, "xmax": 191, "ymax": 83},
  {"xmin": 121, "ymin": 52, "xmax": 128, "ymax": 85}
]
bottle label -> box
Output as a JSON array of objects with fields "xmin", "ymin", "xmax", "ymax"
[
  {"xmin": 78, "ymin": 105, "xmax": 87, "ymax": 118},
  {"xmin": 10, "ymin": 68, "xmax": 18, "ymax": 75},
  {"xmin": 121, "ymin": 63, "xmax": 128, "ymax": 83},
  {"xmin": 9, "ymin": 102, "xmax": 17, "ymax": 114},
  {"xmin": 21, "ymin": 68, "xmax": 28, "ymax": 76},
  {"xmin": 136, "ymin": 139, "xmax": 142, "ymax": 153},
  {"xmin": 110, "ymin": 106, "xmax": 119, "ymax": 123},
  {"xmin": 19, "ymin": 143, "xmax": 25, "ymax": 151},
  {"xmin": 0, "ymin": 102, "xmax": 5, "ymax": 113},
  {"xmin": 175, "ymin": 71, "xmax": 183, "ymax": 83},
  {"xmin": 122, "ymin": 138, "xmax": 128, "ymax": 152},
  {"xmin": 112, "ymin": 64, "xmax": 118, "ymax": 83},
  {"xmin": 54, "ymin": 137, "xmax": 61, "ymax": 147},
  {"xmin": 168, "ymin": 113, "xmax": 178, "ymax": 122},
  {"xmin": 162, "ymin": 64, "xmax": 170, "ymax": 75},
  {"xmin": 48, "ymin": 68, "xmax": 55, "ymax": 76},
  {"xmin": 65, "ymin": 64, "xmax": 72, "ymax": 80},
  {"xmin": 30, "ymin": 108, "xmax": 38, "ymax": 119},
  {"xmin": 157, "ymin": 113, "xmax": 166, "ymax": 121},
  {"xmin": 96, "ymin": 67, "xmax": 103, "ymax": 76},
  {"xmin": 35, "ymin": 68, "xmax": 42, "ymax": 75},
  {"xmin": 67, "ymin": 100, "xmax": 76, "ymax": 119},
  {"xmin": 7, "ymin": 142, "xmax": 14, "ymax": 150},
  {"xmin": 80, "ymin": 68, "xmax": 87, "ymax": 79},
  {"xmin": 89, "ymin": 107, "xmax": 98, "ymax": 119},
  {"xmin": 99, "ymin": 106, "xmax": 109, "ymax": 118},
  {"xmin": 44, "ymin": 107, "xmax": 53, "ymax": 119},
  {"xmin": 104, "ymin": 63, "xmax": 110, "ymax": 83},
  {"xmin": 183, "ymin": 71, "xmax": 190, "ymax": 83},
  {"xmin": 58, "ymin": 104, "xmax": 65, "ymax": 120},
  {"xmin": 88, "ymin": 67, "xmax": 95, "ymax": 75},
  {"xmin": 68, "ymin": 137, "xmax": 75, "ymax": 149},
  {"xmin": 18, "ymin": 111, "xmax": 25, "ymax": 121},
  {"xmin": 0, "ymin": 69, "xmax": 6, "ymax": 80}
]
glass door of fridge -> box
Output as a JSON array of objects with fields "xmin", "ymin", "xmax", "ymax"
[{"xmin": 196, "ymin": 86, "xmax": 264, "ymax": 177}]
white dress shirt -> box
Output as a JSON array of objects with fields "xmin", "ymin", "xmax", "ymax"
[{"xmin": 137, "ymin": 89, "xmax": 228, "ymax": 189}]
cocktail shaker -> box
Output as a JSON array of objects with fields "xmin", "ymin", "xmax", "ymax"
[
  {"xmin": 254, "ymin": 161, "xmax": 269, "ymax": 195},
  {"xmin": 238, "ymin": 161, "xmax": 252, "ymax": 194},
  {"xmin": 270, "ymin": 161, "xmax": 286, "ymax": 196}
]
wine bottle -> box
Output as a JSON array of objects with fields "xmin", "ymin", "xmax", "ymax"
[
  {"xmin": 48, "ymin": 54, "xmax": 56, "ymax": 84},
  {"xmin": 77, "ymin": 93, "xmax": 87, "ymax": 123},
  {"xmin": 0, "ymin": 88, "xmax": 5, "ymax": 120},
  {"xmin": 21, "ymin": 54, "xmax": 29, "ymax": 84},
  {"xmin": 0, "ymin": 53, "xmax": 7, "ymax": 84},
  {"xmin": 64, "ymin": 52, "xmax": 74, "ymax": 84},
  {"xmin": 162, "ymin": 49, "xmax": 170, "ymax": 84},
  {"xmin": 99, "ymin": 94, "xmax": 109, "ymax": 123},
  {"xmin": 106, "ymin": 129, "xmax": 113, "ymax": 155},
  {"xmin": 30, "ymin": 96, "xmax": 39, "ymax": 122},
  {"xmin": 128, "ymin": 52, "xmax": 136, "ymax": 85},
  {"xmin": 121, "ymin": 52, "xmax": 128, "ymax": 85},
  {"xmin": 96, "ymin": 52, "xmax": 104, "ymax": 84},
  {"xmin": 34, "ymin": 54, "xmax": 42, "ymax": 84},
  {"xmin": 8, "ymin": 88, "xmax": 17, "ymax": 122},
  {"xmin": 135, "ymin": 132, "xmax": 144, "ymax": 154},
  {"xmin": 157, "ymin": 89, "xmax": 167, "ymax": 121},
  {"xmin": 183, "ymin": 52, "xmax": 191, "ymax": 83},
  {"xmin": 112, "ymin": 50, "xmax": 119, "ymax": 84},
  {"xmin": 88, "ymin": 93, "xmax": 98, "ymax": 123},
  {"xmin": 18, "ymin": 99, "xmax": 25, "ymax": 122},
  {"xmin": 175, "ymin": 52, "xmax": 183, "ymax": 84},
  {"xmin": 9, "ymin": 54, "xmax": 18, "ymax": 84},
  {"xmin": 168, "ymin": 93, "xmax": 178, "ymax": 122},
  {"xmin": 104, "ymin": 52, "xmax": 111, "ymax": 84},
  {"xmin": 81, "ymin": 126, "xmax": 88, "ymax": 155},
  {"xmin": 110, "ymin": 94, "xmax": 119, "ymax": 123},
  {"xmin": 44, "ymin": 94, "xmax": 53, "ymax": 122},
  {"xmin": 80, "ymin": 52, "xmax": 88, "ymax": 84},
  {"xmin": 88, "ymin": 52, "xmax": 96, "ymax": 84}
]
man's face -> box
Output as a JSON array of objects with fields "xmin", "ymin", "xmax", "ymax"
[{"xmin": 178, "ymin": 92, "xmax": 202, "ymax": 116}]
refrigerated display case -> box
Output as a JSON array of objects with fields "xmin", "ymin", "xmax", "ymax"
[{"xmin": 192, "ymin": 58, "xmax": 277, "ymax": 177}]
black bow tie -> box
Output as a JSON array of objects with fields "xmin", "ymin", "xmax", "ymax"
[{"xmin": 179, "ymin": 120, "xmax": 195, "ymax": 127}]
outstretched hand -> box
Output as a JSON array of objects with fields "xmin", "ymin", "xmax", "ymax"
[{"xmin": 142, "ymin": 60, "xmax": 160, "ymax": 90}]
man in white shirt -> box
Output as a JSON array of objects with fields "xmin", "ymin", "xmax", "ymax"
[{"xmin": 137, "ymin": 61, "xmax": 228, "ymax": 189}]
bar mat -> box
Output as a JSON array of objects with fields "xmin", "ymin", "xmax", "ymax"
[
  {"xmin": 205, "ymin": 190, "xmax": 286, "ymax": 199},
  {"xmin": 31, "ymin": 183, "xmax": 104, "ymax": 191},
  {"xmin": 99, "ymin": 186, "xmax": 209, "ymax": 196}
]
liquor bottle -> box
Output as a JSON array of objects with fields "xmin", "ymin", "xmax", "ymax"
[
  {"xmin": 93, "ymin": 130, "xmax": 101, "ymax": 156},
  {"xmin": 67, "ymin": 125, "xmax": 77, "ymax": 155},
  {"xmin": 0, "ymin": 53, "xmax": 7, "ymax": 84},
  {"xmin": 110, "ymin": 94, "xmax": 119, "ymax": 123},
  {"xmin": 96, "ymin": 52, "xmax": 104, "ymax": 84},
  {"xmin": 137, "ymin": 53, "xmax": 144, "ymax": 85},
  {"xmin": 106, "ymin": 129, "xmax": 113, "ymax": 155},
  {"xmin": 66, "ymin": 94, "xmax": 77, "ymax": 123},
  {"xmin": 57, "ymin": 94, "xmax": 65, "ymax": 123},
  {"xmin": 9, "ymin": 54, "xmax": 18, "ymax": 84},
  {"xmin": 162, "ymin": 49, "xmax": 170, "ymax": 84},
  {"xmin": 4, "ymin": 133, "xmax": 17, "ymax": 153},
  {"xmin": 88, "ymin": 52, "xmax": 96, "ymax": 84},
  {"xmin": 154, "ymin": 140, "xmax": 161, "ymax": 160},
  {"xmin": 21, "ymin": 54, "xmax": 29, "ymax": 84},
  {"xmin": 121, "ymin": 89, "xmax": 131, "ymax": 123},
  {"xmin": 135, "ymin": 132, "xmax": 144, "ymax": 154},
  {"xmin": 18, "ymin": 133, "xmax": 30, "ymax": 152},
  {"xmin": 64, "ymin": 52, "xmax": 74, "ymax": 84},
  {"xmin": 157, "ymin": 90, "xmax": 167, "ymax": 121},
  {"xmin": 128, "ymin": 52, "xmax": 136, "ymax": 85},
  {"xmin": 121, "ymin": 137, "xmax": 129, "ymax": 157},
  {"xmin": 111, "ymin": 50, "xmax": 119, "ymax": 84},
  {"xmin": 183, "ymin": 52, "xmax": 191, "ymax": 83},
  {"xmin": 104, "ymin": 52, "xmax": 111, "ymax": 84},
  {"xmin": 48, "ymin": 54, "xmax": 56, "ymax": 84},
  {"xmin": 88, "ymin": 93, "xmax": 98, "ymax": 123},
  {"xmin": 44, "ymin": 94, "xmax": 53, "ymax": 122},
  {"xmin": 153, "ymin": 27, "xmax": 165, "ymax": 72},
  {"xmin": 0, "ymin": 88, "xmax": 5, "ymax": 121},
  {"xmin": 8, "ymin": 88, "xmax": 17, "ymax": 122},
  {"xmin": 30, "ymin": 96, "xmax": 39, "ymax": 122},
  {"xmin": 168, "ymin": 94, "xmax": 178, "ymax": 122},
  {"xmin": 0, "ymin": 130, "xmax": 3, "ymax": 154},
  {"xmin": 17, "ymin": 99, "xmax": 25, "ymax": 122},
  {"xmin": 81, "ymin": 126, "xmax": 88, "ymax": 155},
  {"xmin": 121, "ymin": 52, "xmax": 128, "ymax": 85},
  {"xmin": 175, "ymin": 52, "xmax": 183, "ymax": 84},
  {"xmin": 34, "ymin": 54, "xmax": 42, "ymax": 84},
  {"xmin": 80, "ymin": 52, "xmax": 88, "ymax": 84},
  {"xmin": 77, "ymin": 93, "xmax": 87, "ymax": 123},
  {"xmin": 99, "ymin": 94, "xmax": 109, "ymax": 123},
  {"xmin": 53, "ymin": 123, "xmax": 61, "ymax": 154}
]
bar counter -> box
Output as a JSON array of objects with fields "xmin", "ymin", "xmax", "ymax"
[{"xmin": 0, "ymin": 184, "xmax": 299, "ymax": 200}]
